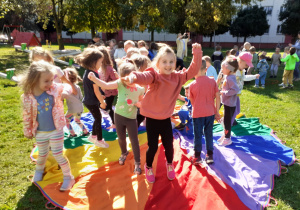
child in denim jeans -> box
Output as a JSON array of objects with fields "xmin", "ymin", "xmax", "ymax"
[
  {"xmin": 254, "ymin": 54, "xmax": 269, "ymax": 88},
  {"xmin": 189, "ymin": 59, "xmax": 221, "ymax": 165}
]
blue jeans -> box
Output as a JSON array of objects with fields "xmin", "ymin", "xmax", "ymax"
[
  {"xmin": 255, "ymin": 71, "xmax": 267, "ymax": 86},
  {"xmin": 192, "ymin": 115, "xmax": 215, "ymax": 156},
  {"xmin": 294, "ymin": 61, "xmax": 300, "ymax": 79},
  {"xmin": 178, "ymin": 109, "xmax": 190, "ymax": 124},
  {"xmin": 213, "ymin": 60, "xmax": 221, "ymax": 74}
]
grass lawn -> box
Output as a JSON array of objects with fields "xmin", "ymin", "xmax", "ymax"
[{"xmin": 0, "ymin": 44, "xmax": 299, "ymax": 209}]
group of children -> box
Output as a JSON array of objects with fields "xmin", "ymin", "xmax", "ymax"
[
  {"xmin": 21, "ymin": 36, "xmax": 275, "ymax": 191},
  {"xmin": 215, "ymin": 42, "xmax": 300, "ymax": 89}
]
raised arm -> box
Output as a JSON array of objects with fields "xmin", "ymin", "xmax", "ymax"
[
  {"xmin": 177, "ymin": 94, "xmax": 185, "ymax": 102},
  {"xmin": 182, "ymin": 43, "xmax": 203, "ymax": 82},
  {"xmin": 88, "ymin": 72, "xmax": 118, "ymax": 89}
]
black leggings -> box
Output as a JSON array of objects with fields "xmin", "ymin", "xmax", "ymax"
[
  {"xmin": 84, "ymin": 103, "xmax": 102, "ymax": 140},
  {"xmin": 104, "ymin": 95, "xmax": 115, "ymax": 124},
  {"xmin": 224, "ymin": 105, "xmax": 236, "ymax": 138},
  {"xmin": 137, "ymin": 113, "xmax": 145, "ymax": 127},
  {"xmin": 146, "ymin": 117, "xmax": 174, "ymax": 168}
]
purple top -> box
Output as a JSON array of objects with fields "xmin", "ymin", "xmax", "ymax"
[{"xmin": 221, "ymin": 74, "xmax": 239, "ymax": 107}]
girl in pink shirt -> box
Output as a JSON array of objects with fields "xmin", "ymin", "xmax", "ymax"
[{"xmin": 122, "ymin": 43, "xmax": 203, "ymax": 183}]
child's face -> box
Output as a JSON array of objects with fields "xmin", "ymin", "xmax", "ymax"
[
  {"xmin": 275, "ymin": 48, "xmax": 280, "ymax": 53},
  {"xmin": 156, "ymin": 53, "xmax": 176, "ymax": 75},
  {"xmin": 238, "ymin": 59, "xmax": 248, "ymax": 69},
  {"xmin": 94, "ymin": 58, "xmax": 103, "ymax": 70},
  {"xmin": 38, "ymin": 72, "xmax": 54, "ymax": 92},
  {"xmin": 185, "ymin": 88, "xmax": 189, "ymax": 98}
]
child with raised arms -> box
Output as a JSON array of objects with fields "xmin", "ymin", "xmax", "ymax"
[
  {"xmin": 75, "ymin": 48, "xmax": 109, "ymax": 148},
  {"xmin": 19, "ymin": 61, "xmax": 75, "ymax": 191},
  {"xmin": 88, "ymin": 60, "xmax": 145, "ymax": 174},
  {"xmin": 62, "ymin": 67, "xmax": 89, "ymax": 137},
  {"xmin": 122, "ymin": 43, "xmax": 203, "ymax": 183}
]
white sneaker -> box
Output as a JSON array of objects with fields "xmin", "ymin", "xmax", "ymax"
[
  {"xmin": 60, "ymin": 176, "xmax": 75, "ymax": 191},
  {"xmin": 217, "ymin": 135, "xmax": 225, "ymax": 143},
  {"xmin": 254, "ymin": 85, "xmax": 259, "ymax": 88},
  {"xmin": 94, "ymin": 139, "xmax": 109, "ymax": 148},
  {"xmin": 88, "ymin": 135, "xmax": 97, "ymax": 143},
  {"xmin": 219, "ymin": 138, "xmax": 232, "ymax": 146},
  {"xmin": 278, "ymin": 83, "xmax": 284, "ymax": 87}
]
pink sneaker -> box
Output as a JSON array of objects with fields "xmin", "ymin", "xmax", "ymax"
[
  {"xmin": 144, "ymin": 164, "xmax": 155, "ymax": 183},
  {"xmin": 219, "ymin": 138, "xmax": 232, "ymax": 146},
  {"xmin": 217, "ymin": 135, "xmax": 225, "ymax": 143},
  {"xmin": 166, "ymin": 162, "xmax": 175, "ymax": 180},
  {"xmin": 94, "ymin": 139, "xmax": 109, "ymax": 148}
]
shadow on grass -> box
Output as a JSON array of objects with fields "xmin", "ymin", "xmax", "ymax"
[
  {"xmin": 16, "ymin": 184, "xmax": 48, "ymax": 210},
  {"xmin": 271, "ymin": 163, "xmax": 300, "ymax": 209}
]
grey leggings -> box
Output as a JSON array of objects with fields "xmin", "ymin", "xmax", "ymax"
[{"xmin": 115, "ymin": 113, "xmax": 140, "ymax": 164}]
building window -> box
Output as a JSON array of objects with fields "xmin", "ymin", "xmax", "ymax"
[
  {"xmin": 277, "ymin": 25, "xmax": 282, "ymax": 34},
  {"xmin": 264, "ymin": 6, "xmax": 273, "ymax": 16}
]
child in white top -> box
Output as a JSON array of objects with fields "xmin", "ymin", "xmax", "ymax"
[{"xmin": 114, "ymin": 41, "xmax": 126, "ymax": 59}]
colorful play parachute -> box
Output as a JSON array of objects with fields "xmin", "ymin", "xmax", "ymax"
[{"xmin": 30, "ymin": 111, "xmax": 296, "ymax": 210}]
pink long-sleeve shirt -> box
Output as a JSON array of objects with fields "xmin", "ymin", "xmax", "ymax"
[{"xmin": 132, "ymin": 50, "xmax": 202, "ymax": 119}]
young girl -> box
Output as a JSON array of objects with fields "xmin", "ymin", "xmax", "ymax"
[
  {"xmin": 114, "ymin": 41, "xmax": 126, "ymax": 60},
  {"xmin": 217, "ymin": 56, "xmax": 240, "ymax": 146},
  {"xmin": 62, "ymin": 67, "xmax": 89, "ymax": 137},
  {"xmin": 270, "ymin": 48, "xmax": 281, "ymax": 78},
  {"xmin": 29, "ymin": 47, "xmax": 77, "ymax": 95},
  {"xmin": 131, "ymin": 54, "xmax": 151, "ymax": 127},
  {"xmin": 88, "ymin": 60, "xmax": 145, "ymax": 174},
  {"xmin": 75, "ymin": 48, "xmax": 109, "ymax": 148},
  {"xmin": 122, "ymin": 43, "xmax": 203, "ymax": 183},
  {"xmin": 98, "ymin": 46, "xmax": 118, "ymax": 129},
  {"xmin": 19, "ymin": 60, "xmax": 74, "ymax": 191}
]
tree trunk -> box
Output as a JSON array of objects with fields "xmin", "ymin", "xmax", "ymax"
[
  {"xmin": 151, "ymin": 30, "xmax": 154, "ymax": 41},
  {"xmin": 70, "ymin": 34, "xmax": 73, "ymax": 43},
  {"xmin": 52, "ymin": 0, "xmax": 65, "ymax": 50},
  {"xmin": 209, "ymin": 34, "xmax": 213, "ymax": 47},
  {"xmin": 91, "ymin": 25, "xmax": 96, "ymax": 38},
  {"xmin": 244, "ymin": 36, "xmax": 247, "ymax": 43}
]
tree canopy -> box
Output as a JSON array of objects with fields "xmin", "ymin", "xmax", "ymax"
[
  {"xmin": 279, "ymin": 0, "xmax": 300, "ymax": 37},
  {"xmin": 229, "ymin": 5, "xmax": 269, "ymax": 42}
]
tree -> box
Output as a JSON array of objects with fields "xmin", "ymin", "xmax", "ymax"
[
  {"xmin": 230, "ymin": 5, "xmax": 269, "ymax": 43},
  {"xmin": 279, "ymin": 0, "xmax": 300, "ymax": 38},
  {"xmin": 66, "ymin": 0, "xmax": 121, "ymax": 38},
  {"xmin": 204, "ymin": 23, "xmax": 230, "ymax": 47}
]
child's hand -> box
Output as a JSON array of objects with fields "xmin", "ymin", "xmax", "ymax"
[
  {"xmin": 134, "ymin": 101, "xmax": 141, "ymax": 108},
  {"xmin": 88, "ymin": 72, "xmax": 96, "ymax": 81},
  {"xmin": 121, "ymin": 74, "xmax": 136, "ymax": 85},
  {"xmin": 215, "ymin": 113, "xmax": 221, "ymax": 121},
  {"xmin": 100, "ymin": 102, "xmax": 107, "ymax": 109},
  {"xmin": 255, "ymin": 74, "xmax": 260, "ymax": 79},
  {"xmin": 192, "ymin": 43, "xmax": 203, "ymax": 55}
]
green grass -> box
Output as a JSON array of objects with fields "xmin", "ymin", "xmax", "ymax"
[{"xmin": 0, "ymin": 45, "xmax": 300, "ymax": 209}]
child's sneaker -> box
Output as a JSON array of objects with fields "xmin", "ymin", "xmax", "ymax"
[
  {"xmin": 217, "ymin": 135, "xmax": 225, "ymax": 143},
  {"xmin": 175, "ymin": 123, "xmax": 185, "ymax": 131},
  {"xmin": 261, "ymin": 85, "xmax": 265, "ymax": 88},
  {"xmin": 134, "ymin": 164, "xmax": 142, "ymax": 175},
  {"xmin": 118, "ymin": 151, "xmax": 129, "ymax": 165},
  {"xmin": 81, "ymin": 131, "xmax": 90, "ymax": 137},
  {"xmin": 166, "ymin": 162, "xmax": 175, "ymax": 180},
  {"xmin": 254, "ymin": 85, "xmax": 259, "ymax": 88},
  {"xmin": 281, "ymin": 85, "xmax": 289, "ymax": 89},
  {"xmin": 33, "ymin": 170, "xmax": 44, "ymax": 182},
  {"xmin": 60, "ymin": 176, "xmax": 75, "ymax": 192},
  {"xmin": 94, "ymin": 139, "xmax": 109, "ymax": 148},
  {"xmin": 278, "ymin": 83, "xmax": 284, "ymax": 87},
  {"xmin": 144, "ymin": 164, "xmax": 155, "ymax": 183},
  {"xmin": 88, "ymin": 135, "xmax": 97, "ymax": 143},
  {"xmin": 191, "ymin": 156, "xmax": 203, "ymax": 165},
  {"xmin": 288, "ymin": 84, "xmax": 294, "ymax": 89},
  {"xmin": 219, "ymin": 138, "xmax": 232, "ymax": 146},
  {"xmin": 205, "ymin": 154, "xmax": 214, "ymax": 164}
]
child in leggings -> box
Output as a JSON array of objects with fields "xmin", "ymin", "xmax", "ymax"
[
  {"xmin": 98, "ymin": 46, "xmax": 118, "ymax": 129},
  {"xmin": 20, "ymin": 61, "xmax": 74, "ymax": 191},
  {"xmin": 75, "ymin": 48, "xmax": 109, "ymax": 148},
  {"xmin": 88, "ymin": 60, "xmax": 145, "ymax": 174},
  {"xmin": 122, "ymin": 43, "xmax": 203, "ymax": 183},
  {"xmin": 217, "ymin": 56, "xmax": 240, "ymax": 146}
]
